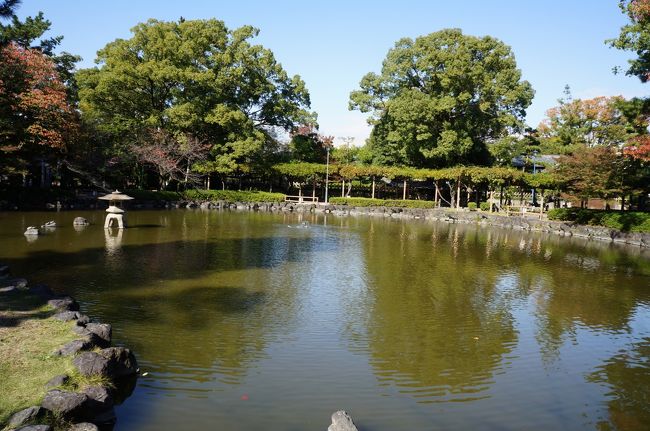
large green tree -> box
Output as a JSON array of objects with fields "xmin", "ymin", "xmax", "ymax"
[
  {"xmin": 349, "ymin": 29, "xmax": 534, "ymax": 168},
  {"xmin": 77, "ymin": 18, "xmax": 313, "ymax": 186},
  {"xmin": 610, "ymin": 0, "xmax": 650, "ymax": 81}
]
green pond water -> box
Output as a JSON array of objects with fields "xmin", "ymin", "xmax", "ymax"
[{"xmin": 1, "ymin": 210, "xmax": 650, "ymax": 431}]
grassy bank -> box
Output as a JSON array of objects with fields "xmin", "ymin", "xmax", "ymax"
[
  {"xmin": 0, "ymin": 290, "xmax": 78, "ymax": 425},
  {"xmin": 547, "ymin": 208, "xmax": 650, "ymax": 233}
]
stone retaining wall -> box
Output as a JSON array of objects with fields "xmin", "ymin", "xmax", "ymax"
[{"xmin": 1, "ymin": 266, "xmax": 138, "ymax": 431}]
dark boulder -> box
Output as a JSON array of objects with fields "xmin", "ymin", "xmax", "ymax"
[
  {"xmin": 15, "ymin": 425, "xmax": 52, "ymax": 431},
  {"xmin": 55, "ymin": 338, "xmax": 95, "ymax": 356},
  {"xmin": 73, "ymin": 352, "xmax": 111, "ymax": 377},
  {"xmin": 45, "ymin": 374, "xmax": 69, "ymax": 389},
  {"xmin": 47, "ymin": 297, "xmax": 80, "ymax": 312},
  {"xmin": 85, "ymin": 323, "xmax": 112, "ymax": 346},
  {"xmin": 91, "ymin": 408, "xmax": 116, "ymax": 428},
  {"xmin": 82, "ymin": 385, "xmax": 114, "ymax": 416},
  {"xmin": 53, "ymin": 311, "xmax": 81, "ymax": 322},
  {"xmin": 6, "ymin": 406, "xmax": 44, "ymax": 428},
  {"xmin": 68, "ymin": 424, "xmax": 99, "ymax": 431},
  {"xmin": 99, "ymin": 347, "xmax": 138, "ymax": 378},
  {"xmin": 41, "ymin": 390, "xmax": 88, "ymax": 420}
]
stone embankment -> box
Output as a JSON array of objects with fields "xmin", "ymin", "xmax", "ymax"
[
  {"xmin": 175, "ymin": 200, "xmax": 650, "ymax": 248},
  {"xmin": 1, "ymin": 265, "xmax": 138, "ymax": 431}
]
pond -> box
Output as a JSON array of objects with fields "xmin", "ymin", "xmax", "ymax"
[{"xmin": 1, "ymin": 210, "xmax": 649, "ymax": 430}]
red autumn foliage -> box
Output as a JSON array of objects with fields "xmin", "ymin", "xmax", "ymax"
[
  {"xmin": 624, "ymin": 135, "xmax": 650, "ymax": 162},
  {"xmin": 0, "ymin": 42, "xmax": 78, "ymax": 157}
]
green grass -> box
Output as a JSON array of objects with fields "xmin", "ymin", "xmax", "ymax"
[
  {"xmin": 547, "ymin": 208, "xmax": 650, "ymax": 233},
  {"xmin": 329, "ymin": 197, "xmax": 437, "ymax": 209},
  {"xmin": 0, "ymin": 290, "xmax": 79, "ymax": 425}
]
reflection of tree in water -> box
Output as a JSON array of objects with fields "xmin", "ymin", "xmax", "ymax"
[
  {"xmin": 354, "ymin": 221, "xmax": 520, "ymax": 402},
  {"xmin": 15, "ymin": 211, "xmax": 328, "ymax": 388},
  {"xmin": 524, "ymin": 256, "xmax": 648, "ymax": 365},
  {"xmin": 102, "ymin": 231, "xmax": 312, "ymax": 387},
  {"xmin": 588, "ymin": 338, "xmax": 650, "ymax": 431}
]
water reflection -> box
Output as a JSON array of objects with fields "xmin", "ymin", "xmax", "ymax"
[
  {"xmin": 353, "ymin": 222, "xmax": 520, "ymax": 403},
  {"xmin": 1, "ymin": 211, "xmax": 649, "ymax": 430},
  {"xmin": 589, "ymin": 336, "xmax": 650, "ymax": 431},
  {"xmin": 105, "ymin": 227, "xmax": 123, "ymax": 254}
]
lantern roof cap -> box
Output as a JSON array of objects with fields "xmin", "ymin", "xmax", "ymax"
[{"xmin": 98, "ymin": 190, "xmax": 134, "ymax": 201}]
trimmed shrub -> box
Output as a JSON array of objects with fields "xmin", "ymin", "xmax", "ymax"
[
  {"xmin": 479, "ymin": 201, "xmax": 490, "ymax": 211},
  {"xmin": 183, "ymin": 189, "xmax": 286, "ymax": 203},
  {"xmin": 547, "ymin": 207, "xmax": 650, "ymax": 232},
  {"xmin": 329, "ymin": 197, "xmax": 436, "ymax": 209},
  {"xmin": 467, "ymin": 202, "xmax": 477, "ymax": 211},
  {"xmin": 125, "ymin": 189, "xmax": 286, "ymax": 203}
]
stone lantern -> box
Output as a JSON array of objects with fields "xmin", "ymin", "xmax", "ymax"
[{"xmin": 98, "ymin": 190, "xmax": 133, "ymax": 229}]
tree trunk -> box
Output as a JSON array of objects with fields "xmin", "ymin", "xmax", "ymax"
[
  {"xmin": 341, "ymin": 180, "xmax": 345, "ymax": 197},
  {"xmin": 499, "ymin": 185, "xmax": 504, "ymax": 207},
  {"xmin": 621, "ymin": 195, "xmax": 625, "ymax": 211},
  {"xmin": 312, "ymin": 178, "xmax": 316, "ymax": 201},
  {"xmin": 371, "ymin": 177, "xmax": 376, "ymax": 199},
  {"xmin": 456, "ymin": 180, "xmax": 461, "ymax": 210},
  {"xmin": 206, "ymin": 175, "xmax": 210, "ymax": 190},
  {"xmin": 403, "ymin": 180, "xmax": 407, "ymax": 200}
]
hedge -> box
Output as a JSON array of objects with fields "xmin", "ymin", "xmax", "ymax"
[
  {"xmin": 547, "ymin": 208, "xmax": 650, "ymax": 232},
  {"xmin": 183, "ymin": 189, "xmax": 286, "ymax": 203},
  {"xmin": 328, "ymin": 197, "xmax": 436, "ymax": 209},
  {"xmin": 125, "ymin": 189, "xmax": 286, "ymax": 203}
]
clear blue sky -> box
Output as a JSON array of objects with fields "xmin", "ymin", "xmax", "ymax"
[{"xmin": 15, "ymin": 0, "xmax": 648, "ymax": 146}]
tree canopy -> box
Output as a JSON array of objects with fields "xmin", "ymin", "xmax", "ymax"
[
  {"xmin": 0, "ymin": 2, "xmax": 79, "ymax": 178},
  {"xmin": 537, "ymin": 93, "xmax": 635, "ymax": 153},
  {"xmin": 350, "ymin": 29, "xmax": 534, "ymax": 169},
  {"xmin": 610, "ymin": 0, "xmax": 650, "ymax": 82},
  {"xmin": 77, "ymin": 18, "xmax": 314, "ymax": 180}
]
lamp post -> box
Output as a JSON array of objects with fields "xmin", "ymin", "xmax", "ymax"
[{"xmin": 324, "ymin": 146, "xmax": 330, "ymax": 204}]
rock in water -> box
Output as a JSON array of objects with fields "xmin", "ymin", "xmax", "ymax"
[
  {"xmin": 73, "ymin": 217, "xmax": 89, "ymax": 226},
  {"xmin": 47, "ymin": 297, "xmax": 80, "ymax": 312},
  {"xmin": 328, "ymin": 411, "xmax": 358, "ymax": 431},
  {"xmin": 24, "ymin": 226, "xmax": 39, "ymax": 236},
  {"xmin": 85, "ymin": 323, "xmax": 112, "ymax": 346},
  {"xmin": 100, "ymin": 347, "xmax": 138, "ymax": 378},
  {"xmin": 82, "ymin": 385, "xmax": 114, "ymax": 416}
]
